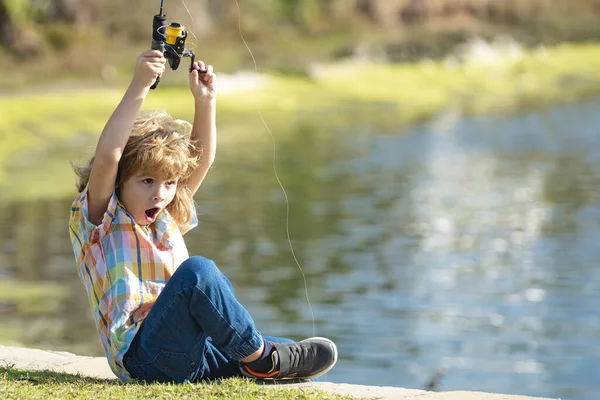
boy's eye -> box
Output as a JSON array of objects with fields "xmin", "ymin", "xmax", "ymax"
[
  {"xmin": 167, "ymin": 180, "xmax": 177, "ymax": 186},
  {"xmin": 142, "ymin": 178, "xmax": 154, "ymax": 184}
]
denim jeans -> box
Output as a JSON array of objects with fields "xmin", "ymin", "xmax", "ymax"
[{"xmin": 123, "ymin": 256, "xmax": 292, "ymax": 383}]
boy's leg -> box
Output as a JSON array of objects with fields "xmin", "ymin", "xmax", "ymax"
[
  {"xmin": 124, "ymin": 255, "xmax": 338, "ymax": 383},
  {"xmin": 124, "ymin": 256, "xmax": 264, "ymax": 383}
]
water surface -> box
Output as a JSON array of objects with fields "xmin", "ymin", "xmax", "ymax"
[{"xmin": 2, "ymin": 98, "xmax": 600, "ymax": 399}]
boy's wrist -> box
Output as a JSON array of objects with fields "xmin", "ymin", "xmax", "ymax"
[
  {"xmin": 125, "ymin": 80, "xmax": 151, "ymax": 100},
  {"xmin": 129, "ymin": 75, "xmax": 154, "ymax": 92},
  {"xmin": 194, "ymin": 97, "xmax": 216, "ymax": 109}
]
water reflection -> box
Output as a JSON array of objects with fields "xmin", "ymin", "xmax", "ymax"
[{"xmin": 2, "ymin": 99, "xmax": 600, "ymax": 399}]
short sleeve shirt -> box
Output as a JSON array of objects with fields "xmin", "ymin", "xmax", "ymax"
[{"xmin": 68, "ymin": 187, "xmax": 197, "ymax": 381}]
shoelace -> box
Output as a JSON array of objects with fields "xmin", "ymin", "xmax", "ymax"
[{"xmin": 286, "ymin": 343, "xmax": 316, "ymax": 372}]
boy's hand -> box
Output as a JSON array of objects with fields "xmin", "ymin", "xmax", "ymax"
[
  {"xmin": 131, "ymin": 50, "xmax": 166, "ymax": 89},
  {"xmin": 189, "ymin": 61, "xmax": 216, "ymax": 103}
]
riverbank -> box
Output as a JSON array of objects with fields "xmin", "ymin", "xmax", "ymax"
[
  {"xmin": 2, "ymin": 41, "xmax": 600, "ymax": 201},
  {"xmin": 0, "ymin": 345, "xmax": 555, "ymax": 399}
]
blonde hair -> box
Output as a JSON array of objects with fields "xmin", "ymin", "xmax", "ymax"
[{"xmin": 73, "ymin": 110, "xmax": 200, "ymax": 225}]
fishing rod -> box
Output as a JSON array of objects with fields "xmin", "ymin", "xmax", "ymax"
[{"xmin": 150, "ymin": 0, "xmax": 205, "ymax": 89}]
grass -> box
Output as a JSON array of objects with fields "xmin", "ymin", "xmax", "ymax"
[
  {"xmin": 3, "ymin": 41, "xmax": 600, "ymax": 200},
  {"xmin": 0, "ymin": 366, "xmax": 354, "ymax": 400}
]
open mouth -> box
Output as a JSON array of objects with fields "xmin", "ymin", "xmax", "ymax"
[{"xmin": 144, "ymin": 207, "xmax": 160, "ymax": 222}]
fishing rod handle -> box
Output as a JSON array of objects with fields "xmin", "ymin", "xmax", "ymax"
[
  {"xmin": 150, "ymin": 12, "xmax": 167, "ymax": 90},
  {"xmin": 150, "ymin": 40, "xmax": 165, "ymax": 90}
]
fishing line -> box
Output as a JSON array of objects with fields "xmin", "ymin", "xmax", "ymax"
[
  {"xmin": 231, "ymin": 0, "xmax": 316, "ymax": 339},
  {"xmin": 174, "ymin": 0, "xmax": 316, "ymax": 339},
  {"xmin": 179, "ymin": 0, "xmax": 198, "ymax": 49}
]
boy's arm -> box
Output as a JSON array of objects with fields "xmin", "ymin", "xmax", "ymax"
[
  {"xmin": 87, "ymin": 50, "xmax": 166, "ymax": 226},
  {"xmin": 187, "ymin": 62, "xmax": 217, "ymax": 196},
  {"xmin": 187, "ymin": 100, "xmax": 216, "ymax": 195}
]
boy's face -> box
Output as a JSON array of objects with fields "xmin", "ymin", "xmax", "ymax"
[{"xmin": 119, "ymin": 173, "xmax": 178, "ymax": 226}]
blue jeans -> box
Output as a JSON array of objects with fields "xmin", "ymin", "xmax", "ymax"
[{"xmin": 123, "ymin": 256, "xmax": 292, "ymax": 383}]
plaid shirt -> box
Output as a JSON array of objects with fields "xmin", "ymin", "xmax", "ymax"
[{"xmin": 68, "ymin": 187, "xmax": 197, "ymax": 381}]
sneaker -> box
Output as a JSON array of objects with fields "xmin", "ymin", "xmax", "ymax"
[{"xmin": 240, "ymin": 337, "xmax": 338, "ymax": 380}]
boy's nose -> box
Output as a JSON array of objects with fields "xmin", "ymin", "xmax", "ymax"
[{"xmin": 153, "ymin": 186, "xmax": 167, "ymax": 201}]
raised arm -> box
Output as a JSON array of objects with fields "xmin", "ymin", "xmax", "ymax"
[
  {"xmin": 186, "ymin": 61, "xmax": 217, "ymax": 196},
  {"xmin": 87, "ymin": 50, "xmax": 166, "ymax": 225}
]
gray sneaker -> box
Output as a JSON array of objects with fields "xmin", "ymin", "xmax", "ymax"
[{"xmin": 240, "ymin": 337, "xmax": 338, "ymax": 380}]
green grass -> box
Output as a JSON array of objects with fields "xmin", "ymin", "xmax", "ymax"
[
  {"xmin": 0, "ymin": 366, "xmax": 353, "ymax": 400},
  {"xmin": 3, "ymin": 42, "xmax": 600, "ymax": 201}
]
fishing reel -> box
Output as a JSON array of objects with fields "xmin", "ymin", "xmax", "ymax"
[{"xmin": 150, "ymin": 10, "xmax": 197, "ymax": 89}]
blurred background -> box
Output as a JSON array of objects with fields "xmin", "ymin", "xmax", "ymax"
[{"xmin": 2, "ymin": 1, "xmax": 600, "ymax": 399}]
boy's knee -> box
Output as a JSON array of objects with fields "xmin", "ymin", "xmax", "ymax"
[{"xmin": 177, "ymin": 256, "xmax": 220, "ymax": 282}]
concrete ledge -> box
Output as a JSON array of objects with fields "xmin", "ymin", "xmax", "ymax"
[{"xmin": 0, "ymin": 345, "xmax": 554, "ymax": 399}]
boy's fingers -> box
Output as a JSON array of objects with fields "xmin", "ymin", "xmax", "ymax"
[
  {"xmin": 146, "ymin": 56, "xmax": 166, "ymax": 64},
  {"xmin": 190, "ymin": 62, "xmax": 205, "ymax": 75},
  {"xmin": 204, "ymin": 66, "xmax": 215, "ymax": 83},
  {"xmin": 146, "ymin": 49, "xmax": 164, "ymax": 57},
  {"xmin": 197, "ymin": 65, "xmax": 212, "ymax": 80},
  {"xmin": 153, "ymin": 63, "xmax": 166, "ymax": 71}
]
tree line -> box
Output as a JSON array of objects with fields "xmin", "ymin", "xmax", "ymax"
[{"xmin": 2, "ymin": 0, "xmax": 600, "ymax": 58}]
